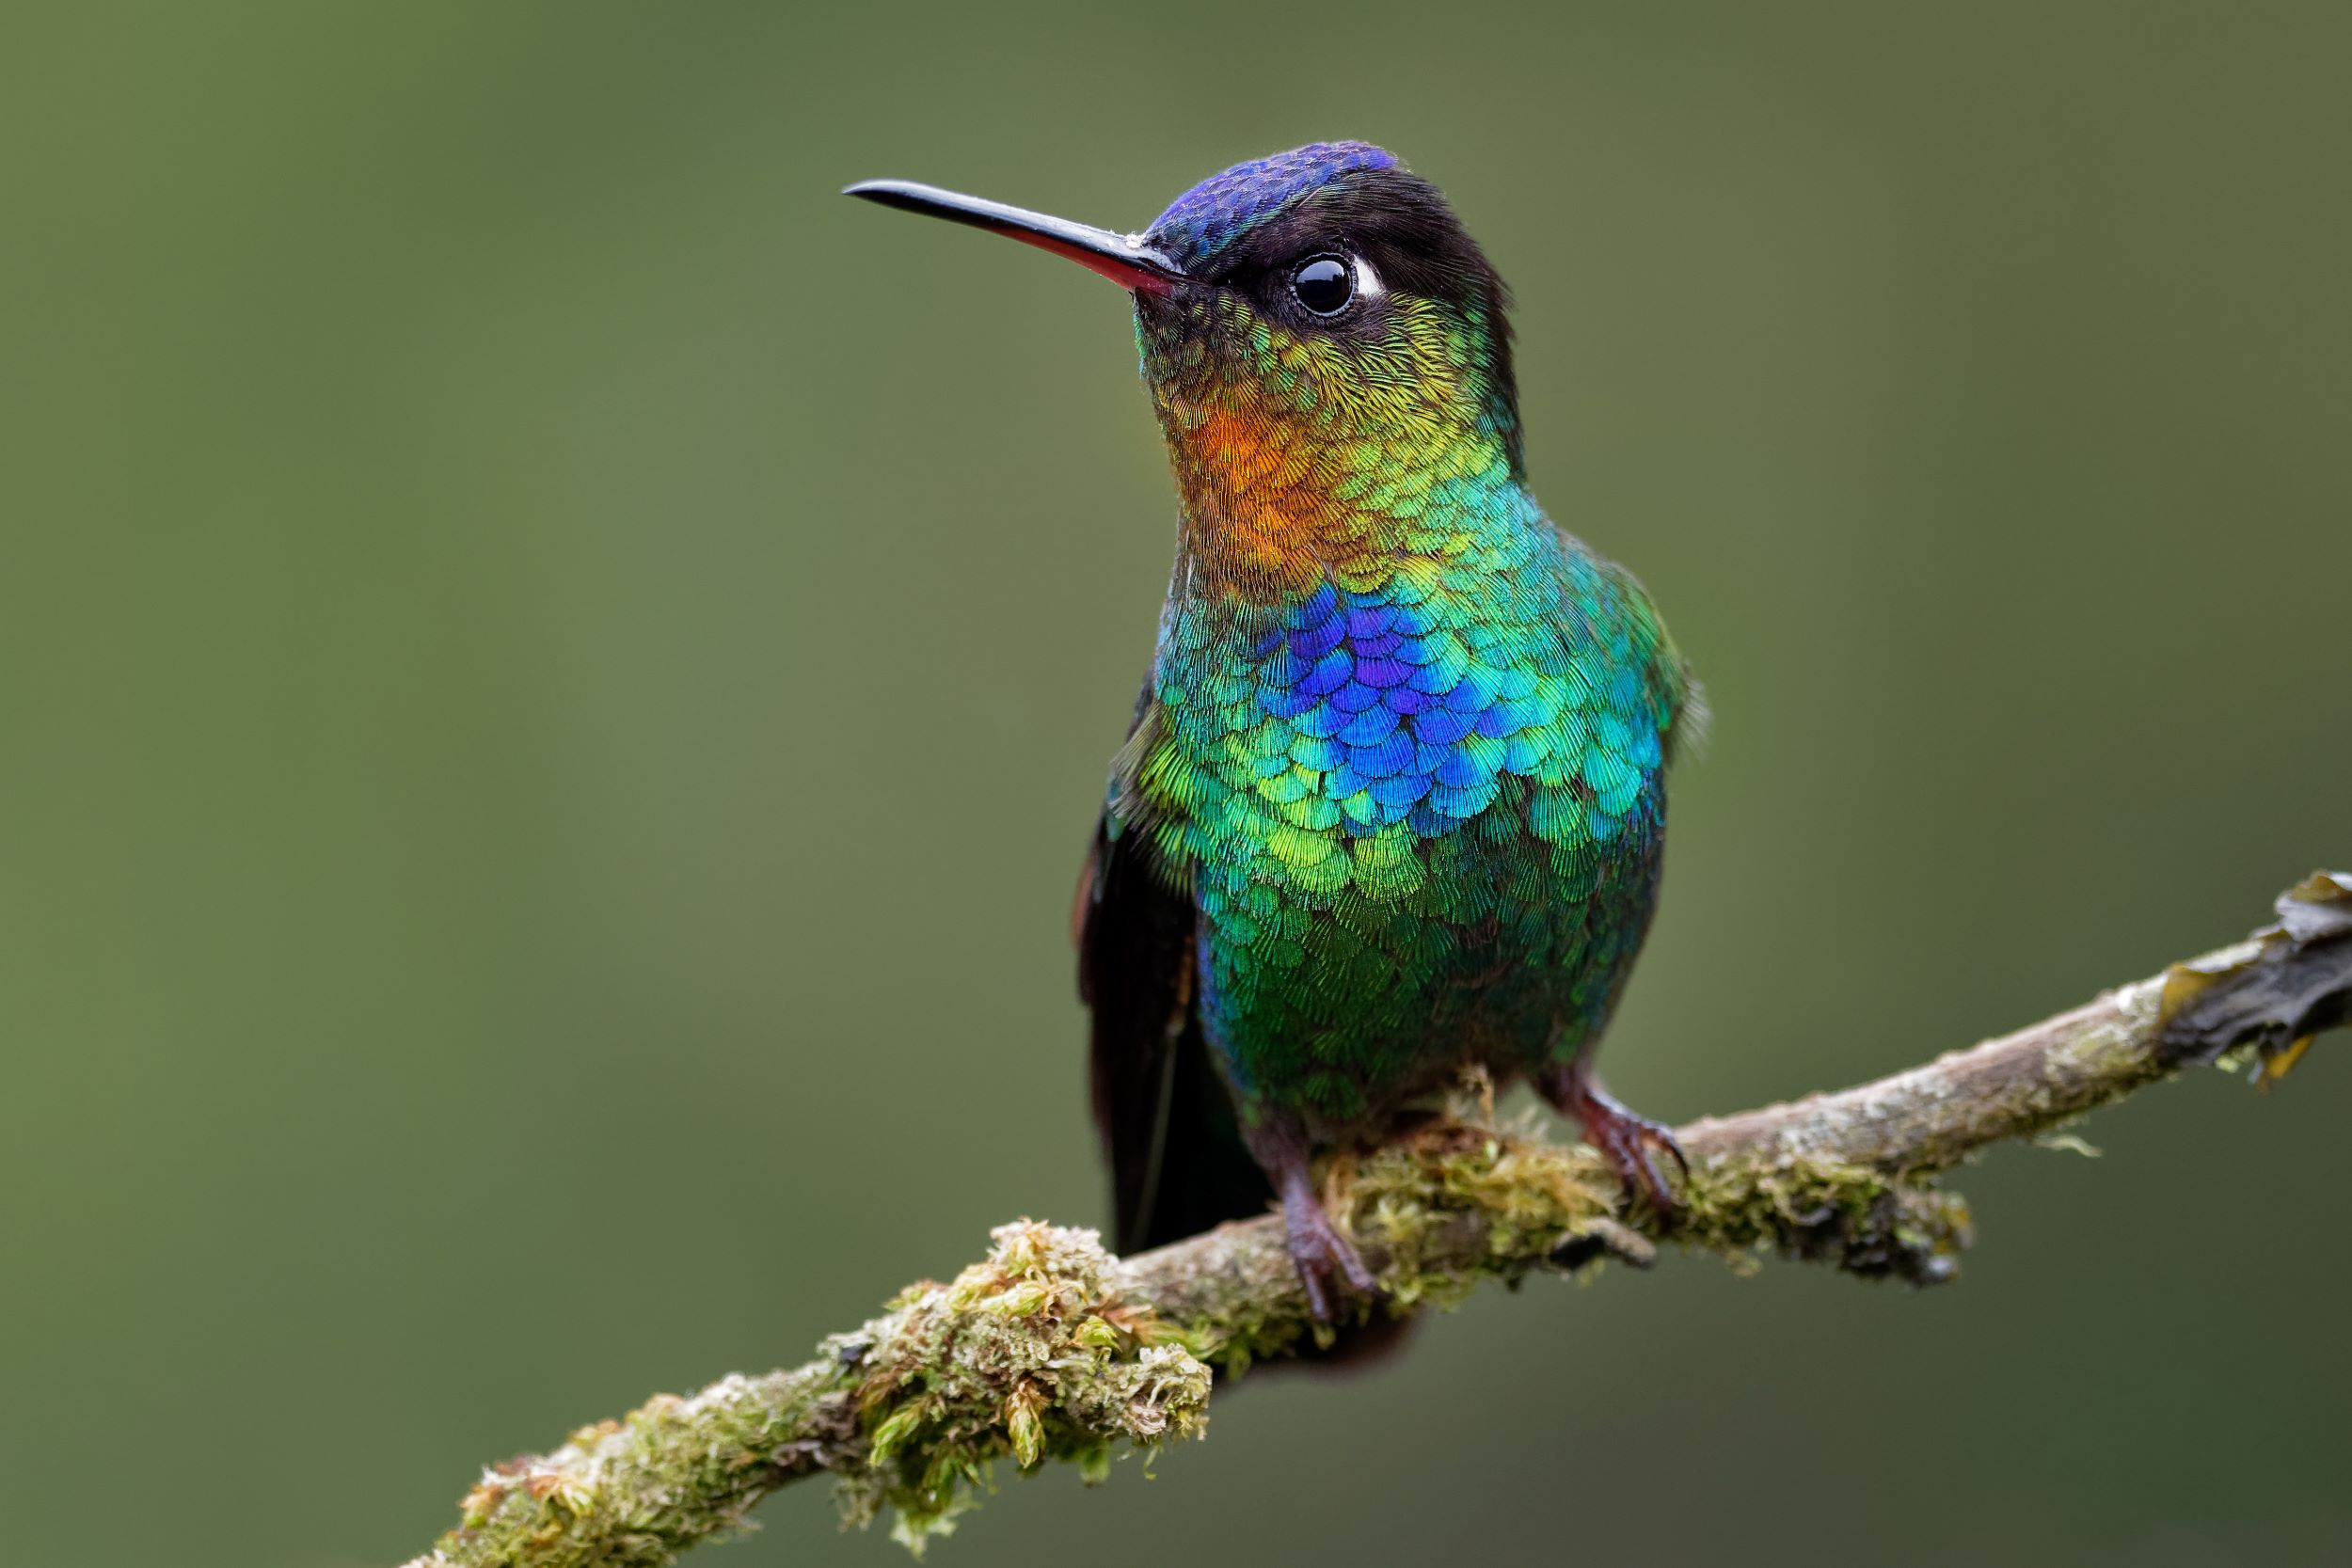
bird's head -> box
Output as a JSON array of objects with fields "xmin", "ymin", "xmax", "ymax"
[
  {"xmin": 849, "ymin": 144, "xmax": 1521, "ymax": 593},
  {"xmin": 1127, "ymin": 143, "xmax": 1518, "ymax": 476}
]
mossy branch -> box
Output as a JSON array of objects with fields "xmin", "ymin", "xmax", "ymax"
[{"xmin": 405, "ymin": 872, "xmax": 2352, "ymax": 1567}]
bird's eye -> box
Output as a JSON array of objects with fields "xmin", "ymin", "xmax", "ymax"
[{"xmin": 1290, "ymin": 255, "xmax": 1356, "ymax": 316}]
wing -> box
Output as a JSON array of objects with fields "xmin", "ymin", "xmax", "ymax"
[{"xmin": 1075, "ymin": 761, "xmax": 1270, "ymax": 1255}]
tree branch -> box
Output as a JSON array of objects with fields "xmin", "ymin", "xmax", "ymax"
[{"xmin": 405, "ymin": 873, "xmax": 2352, "ymax": 1566}]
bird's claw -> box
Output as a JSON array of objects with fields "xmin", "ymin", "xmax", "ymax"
[
  {"xmin": 1281, "ymin": 1188, "xmax": 1381, "ymax": 1323},
  {"xmin": 1573, "ymin": 1084, "xmax": 1689, "ymax": 1217}
]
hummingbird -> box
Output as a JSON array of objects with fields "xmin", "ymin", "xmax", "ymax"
[{"xmin": 848, "ymin": 143, "xmax": 1698, "ymax": 1320}]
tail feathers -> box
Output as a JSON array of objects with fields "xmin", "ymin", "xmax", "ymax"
[
  {"xmin": 1076, "ymin": 798, "xmax": 1275, "ymax": 1257},
  {"xmin": 1114, "ymin": 1015, "xmax": 1272, "ymax": 1255}
]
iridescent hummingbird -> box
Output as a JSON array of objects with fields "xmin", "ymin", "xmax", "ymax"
[{"xmin": 849, "ymin": 143, "xmax": 1698, "ymax": 1320}]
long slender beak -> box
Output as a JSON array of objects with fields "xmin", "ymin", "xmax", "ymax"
[{"xmin": 843, "ymin": 179, "xmax": 1185, "ymax": 294}]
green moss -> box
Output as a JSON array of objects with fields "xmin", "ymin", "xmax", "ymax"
[
  {"xmin": 1131, "ymin": 1085, "xmax": 1979, "ymax": 1388},
  {"xmin": 1681, "ymin": 1150, "xmax": 1973, "ymax": 1285},
  {"xmin": 834, "ymin": 1221, "xmax": 1212, "ymax": 1553},
  {"xmin": 1343, "ymin": 1116, "xmax": 1613, "ymax": 1300},
  {"xmin": 418, "ymin": 1222, "xmax": 1210, "ymax": 1567},
  {"xmin": 417, "ymin": 1093, "xmax": 1992, "ymax": 1568},
  {"xmin": 420, "ymin": 1366, "xmax": 857, "ymax": 1568}
]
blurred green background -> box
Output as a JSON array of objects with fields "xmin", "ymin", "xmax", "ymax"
[{"xmin": 5, "ymin": 3, "xmax": 2347, "ymax": 1564}]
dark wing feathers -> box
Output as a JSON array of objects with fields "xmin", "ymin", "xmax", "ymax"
[{"xmin": 1076, "ymin": 813, "xmax": 1270, "ymax": 1254}]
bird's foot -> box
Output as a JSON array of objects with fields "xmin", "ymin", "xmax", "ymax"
[
  {"xmin": 1565, "ymin": 1080, "xmax": 1689, "ymax": 1217},
  {"xmin": 1280, "ymin": 1178, "xmax": 1381, "ymax": 1323}
]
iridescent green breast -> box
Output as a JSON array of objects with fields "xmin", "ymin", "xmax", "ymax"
[{"xmin": 1113, "ymin": 506, "xmax": 1688, "ymax": 1133}]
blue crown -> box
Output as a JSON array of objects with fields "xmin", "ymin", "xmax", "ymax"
[{"xmin": 1146, "ymin": 142, "xmax": 1399, "ymax": 268}]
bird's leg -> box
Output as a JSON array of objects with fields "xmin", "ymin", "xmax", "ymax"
[
  {"xmin": 1243, "ymin": 1114, "xmax": 1379, "ymax": 1323},
  {"xmin": 1539, "ymin": 1053, "xmax": 1689, "ymax": 1217}
]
